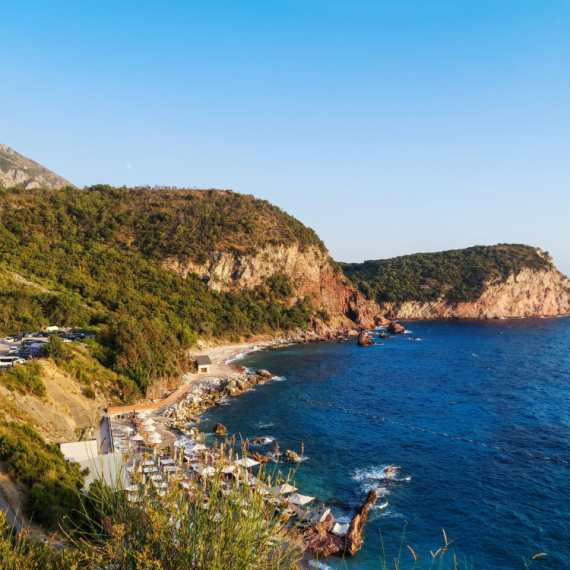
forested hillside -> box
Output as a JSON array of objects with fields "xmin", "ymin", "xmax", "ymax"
[
  {"xmin": 341, "ymin": 245, "xmax": 554, "ymax": 304},
  {"xmin": 0, "ymin": 185, "xmax": 330, "ymax": 398}
]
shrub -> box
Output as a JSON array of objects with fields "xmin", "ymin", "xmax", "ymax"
[{"xmin": 0, "ymin": 362, "xmax": 46, "ymax": 397}]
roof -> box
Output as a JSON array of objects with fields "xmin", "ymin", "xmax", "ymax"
[
  {"xmin": 60, "ymin": 440, "xmax": 98, "ymax": 462},
  {"xmin": 196, "ymin": 355, "xmax": 212, "ymax": 366},
  {"xmin": 78, "ymin": 451, "xmax": 129, "ymax": 491}
]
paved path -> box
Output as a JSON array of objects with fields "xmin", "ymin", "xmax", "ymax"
[{"xmin": 106, "ymin": 374, "xmax": 196, "ymax": 415}]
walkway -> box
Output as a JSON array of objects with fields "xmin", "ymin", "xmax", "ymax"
[{"xmin": 106, "ymin": 374, "xmax": 196, "ymax": 415}]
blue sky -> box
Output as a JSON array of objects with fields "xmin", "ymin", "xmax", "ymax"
[{"xmin": 1, "ymin": 0, "xmax": 569, "ymax": 273}]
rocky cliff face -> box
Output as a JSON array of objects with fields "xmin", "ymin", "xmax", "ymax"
[
  {"xmin": 0, "ymin": 143, "xmax": 73, "ymax": 189},
  {"xmin": 164, "ymin": 244, "xmax": 376, "ymax": 328},
  {"xmin": 377, "ymin": 266, "xmax": 570, "ymax": 320}
]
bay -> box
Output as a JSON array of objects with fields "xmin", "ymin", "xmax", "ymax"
[{"xmin": 201, "ymin": 318, "xmax": 570, "ymax": 569}]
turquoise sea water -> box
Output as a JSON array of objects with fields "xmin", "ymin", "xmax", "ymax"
[{"xmin": 201, "ymin": 318, "xmax": 570, "ymax": 569}]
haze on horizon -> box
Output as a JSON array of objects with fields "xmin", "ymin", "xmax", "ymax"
[{"xmin": 1, "ymin": 0, "xmax": 569, "ymax": 275}]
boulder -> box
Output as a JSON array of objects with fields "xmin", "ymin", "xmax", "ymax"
[
  {"xmin": 283, "ymin": 449, "xmax": 300, "ymax": 462},
  {"xmin": 387, "ymin": 321, "xmax": 405, "ymax": 334},
  {"xmin": 256, "ymin": 369, "xmax": 273, "ymax": 378},
  {"xmin": 356, "ymin": 331, "xmax": 374, "ymax": 346},
  {"xmin": 374, "ymin": 316, "xmax": 391, "ymax": 327},
  {"xmin": 213, "ymin": 423, "xmax": 227, "ymax": 436},
  {"xmin": 378, "ymin": 331, "xmax": 390, "ymax": 339},
  {"xmin": 346, "ymin": 330, "xmax": 359, "ymax": 337},
  {"xmin": 252, "ymin": 437, "xmax": 267, "ymax": 445}
]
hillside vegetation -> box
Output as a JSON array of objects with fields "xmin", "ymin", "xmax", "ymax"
[
  {"xmin": 0, "ymin": 185, "xmax": 326, "ymax": 397},
  {"xmin": 341, "ymin": 245, "xmax": 553, "ymax": 304}
]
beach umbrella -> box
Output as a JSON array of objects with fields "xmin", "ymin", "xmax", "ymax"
[
  {"xmin": 123, "ymin": 427, "xmax": 134, "ymax": 434},
  {"xmin": 200, "ymin": 467, "xmax": 216, "ymax": 477},
  {"xmin": 233, "ymin": 458, "xmax": 259, "ymax": 468},
  {"xmin": 221, "ymin": 465, "xmax": 237, "ymax": 474},
  {"xmin": 141, "ymin": 418, "xmax": 155, "ymax": 426},
  {"xmin": 288, "ymin": 493, "xmax": 315, "ymax": 506},
  {"xmin": 185, "ymin": 443, "xmax": 206, "ymax": 453},
  {"xmin": 131, "ymin": 434, "xmax": 144, "ymax": 442},
  {"xmin": 270, "ymin": 484, "xmax": 297, "ymax": 496},
  {"xmin": 142, "ymin": 425, "xmax": 156, "ymax": 433},
  {"xmin": 149, "ymin": 435, "xmax": 162, "ymax": 443}
]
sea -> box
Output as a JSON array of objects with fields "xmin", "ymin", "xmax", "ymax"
[{"xmin": 200, "ymin": 317, "xmax": 570, "ymax": 569}]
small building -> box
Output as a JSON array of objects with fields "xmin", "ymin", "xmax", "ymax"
[
  {"xmin": 196, "ymin": 355, "xmax": 212, "ymax": 374},
  {"xmin": 78, "ymin": 451, "xmax": 129, "ymax": 491},
  {"xmin": 60, "ymin": 440, "xmax": 98, "ymax": 462}
]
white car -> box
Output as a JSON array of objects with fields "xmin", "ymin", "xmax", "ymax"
[
  {"xmin": 1, "ymin": 337, "xmax": 14, "ymax": 343},
  {"xmin": 0, "ymin": 356, "xmax": 25, "ymax": 367}
]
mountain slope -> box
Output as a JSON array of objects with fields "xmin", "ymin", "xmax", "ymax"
[
  {"xmin": 0, "ymin": 185, "xmax": 373, "ymax": 397},
  {"xmin": 342, "ymin": 245, "xmax": 570, "ymax": 319},
  {"xmin": 0, "ymin": 143, "xmax": 73, "ymax": 189}
]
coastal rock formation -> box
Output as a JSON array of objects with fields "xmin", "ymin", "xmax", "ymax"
[
  {"xmin": 213, "ymin": 423, "xmax": 227, "ymax": 435},
  {"xmin": 164, "ymin": 244, "xmax": 376, "ymax": 329},
  {"xmin": 379, "ymin": 331, "xmax": 390, "ymax": 339},
  {"xmin": 387, "ymin": 322, "xmax": 405, "ymax": 334},
  {"xmin": 303, "ymin": 489, "xmax": 378, "ymax": 557},
  {"xmin": 377, "ymin": 265, "xmax": 570, "ymax": 319},
  {"xmin": 283, "ymin": 449, "xmax": 300, "ymax": 462},
  {"xmin": 0, "ymin": 143, "xmax": 73, "ymax": 189},
  {"xmin": 356, "ymin": 331, "xmax": 374, "ymax": 346}
]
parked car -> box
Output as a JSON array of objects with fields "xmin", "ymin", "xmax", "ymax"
[
  {"xmin": 1, "ymin": 337, "xmax": 14, "ymax": 343},
  {"xmin": 0, "ymin": 356, "xmax": 25, "ymax": 367}
]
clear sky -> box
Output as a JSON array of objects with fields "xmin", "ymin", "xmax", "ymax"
[{"xmin": 1, "ymin": 1, "xmax": 569, "ymax": 274}]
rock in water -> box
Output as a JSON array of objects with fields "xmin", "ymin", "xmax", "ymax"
[
  {"xmin": 356, "ymin": 331, "xmax": 374, "ymax": 346},
  {"xmin": 387, "ymin": 321, "xmax": 405, "ymax": 334},
  {"xmin": 213, "ymin": 423, "xmax": 227, "ymax": 435},
  {"xmin": 283, "ymin": 449, "xmax": 300, "ymax": 462},
  {"xmin": 255, "ymin": 369, "xmax": 273, "ymax": 378},
  {"xmin": 379, "ymin": 331, "xmax": 390, "ymax": 339}
]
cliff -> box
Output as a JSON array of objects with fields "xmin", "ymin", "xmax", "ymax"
[
  {"xmin": 343, "ymin": 245, "xmax": 570, "ymax": 320},
  {"xmin": 0, "ymin": 143, "xmax": 73, "ymax": 189},
  {"xmin": 164, "ymin": 244, "xmax": 375, "ymax": 328}
]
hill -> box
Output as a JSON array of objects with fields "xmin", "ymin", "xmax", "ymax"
[
  {"xmin": 341, "ymin": 245, "xmax": 570, "ymax": 319},
  {"xmin": 0, "ymin": 143, "xmax": 73, "ymax": 189},
  {"xmin": 0, "ymin": 185, "xmax": 372, "ymax": 399}
]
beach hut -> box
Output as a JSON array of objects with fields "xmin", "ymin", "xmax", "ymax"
[{"xmin": 196, "ymin": 355, "xmax": 212, "ymax": 374}]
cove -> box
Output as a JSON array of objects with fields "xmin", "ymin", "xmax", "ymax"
[{"xmin": 200, "ymin": 318, "xmax": 570, "ymax": 569}]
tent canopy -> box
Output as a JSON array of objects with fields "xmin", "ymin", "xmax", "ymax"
[{"xmin": 288, "ymin": 493, "xmax": 315, "ymax": 506}]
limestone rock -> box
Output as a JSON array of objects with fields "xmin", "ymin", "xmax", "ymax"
[
  {"xmin": 213, "ymin": 423, "xmax": 227, "ymax": 436},
  {"xmin": 283, "ymin": 449, "xmax": 300, "ymax": 462},
  {"xmin": 356, "ymin": 331, "xmax": 374, "ymax": 346},
  {"xmin": 378, "ymin": 331, "xmax": 390, "ymax": 339},
  {"xmin": 387, "ymin": 321, "xmax": 405, "ymax": 334}
]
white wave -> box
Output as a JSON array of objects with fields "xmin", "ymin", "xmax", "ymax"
[
  {"xmin": 371, "ymin": 501, "xmax": 389, "ymax": 510},
  {"xmin": 224, "ymin": 346, "xmax": 262, "ymax": 364},
  {"xmin": 353, "ymin": 465, "xmax": 410, "ymax": 485},
  {"xmin": 272, "ymin": 376, "xmax": 287, "ymax": 382},
  {"xmin": 404, "ymin": 329, "xmax": 412, "ymax": 334},
  {"xmin": 257, "ymin": 422, "xmax": 274, "ymax": 429}
]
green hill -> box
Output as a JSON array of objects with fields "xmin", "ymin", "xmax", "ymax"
[
  {"xmin": 0, "ymin": 185, "xmax": 328, "ymax": 397},
  {"xmin": 340, "ymin": 245, "xmax": 553, "ymax": 304}
]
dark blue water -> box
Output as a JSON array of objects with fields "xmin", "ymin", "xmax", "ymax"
[{"xmin": 201, "ymin": 318, "xmax": 570, "ymax": 569}]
